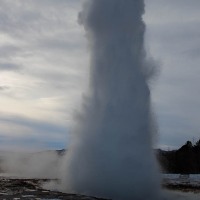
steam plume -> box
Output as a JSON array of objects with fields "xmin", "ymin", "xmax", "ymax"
[{"xmin": 64, "ymin": 0, "xmax": 161, "ymax": 199}]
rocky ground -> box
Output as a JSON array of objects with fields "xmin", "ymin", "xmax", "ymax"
[
  {"xmin": 0, "ymin": 178, "xmax": 106, "ymax": 200},
  {"xmin": 162, "ymin": 174, "xmax": 200, "ymax": 193},
  {"xmin": 0, "ymin": 176, "xmax": 200, "ymax": 200}
]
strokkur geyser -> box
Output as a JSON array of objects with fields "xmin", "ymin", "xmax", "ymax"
[{"xmin": 65, "ymin": 0, "xmax": 161, "ymax": 199}]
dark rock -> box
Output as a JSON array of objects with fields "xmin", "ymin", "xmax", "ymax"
[{"xmin": 0, "ymin": 178, "xmax": 108, "ymax": 200}]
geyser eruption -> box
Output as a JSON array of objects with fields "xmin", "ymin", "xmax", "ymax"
[{"xmin": 65, "ymin": 0, "xmax": 161, "ymax": 199}]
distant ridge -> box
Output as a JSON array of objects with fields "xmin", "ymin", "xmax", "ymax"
[{"xmin": 157, "ymin": 140, "xmax": 200, "ymax": 174}]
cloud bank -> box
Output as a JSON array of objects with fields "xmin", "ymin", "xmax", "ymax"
[{"xmin": 0, "ymin": 0, "xmax": 199, "ymax": 150}]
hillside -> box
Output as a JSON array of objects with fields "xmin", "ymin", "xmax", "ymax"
[{"xmin": 157, "ymin": 140, "xmax": 200, "ymax": 174}]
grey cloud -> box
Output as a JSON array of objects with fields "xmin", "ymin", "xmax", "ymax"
[
  {"xmin": 156, "ymin": 109, "xmax": 199, "ymax": 148},
  {"xmin": 146, "ymin": 22, "xmax": 200, "ymax": 55},
  {"xmin": 145, "ymin": 0, "xmax": 200, "ymax": 18},
  {"xmin": 145, "ymin": 0, "xmax": 200, "ymax": 52},
  {"xmin": 0, "ymin": 1, "xmax": 43, "ymax": 37},
  {"xmin": 37, "ymin": 38, "xmax": 84, "ymax": 52},
  {"xmin": 145, "ymin": 0, "xmax": 200, "ymax": 150},
  {"xmin": 0, "ymin": 0, "xmax": 86, "ymax": 100},
  {"xmin": 25, "ymin": 68, "xmax": 84, "ymax": 92},
  {"xmin": 183, "ymin": 47, "xmax": 200, "ymax": 59},
  {"xmin": 0, "ymin": 0, "xmax": 85, "ymax": 84},
  {"xmin": 0, "ymin": 1, "xmax": 83, "ymax": 152},
  {"xmin": 0, "ymin": 62, "xmax": 21, "ymax": 71},
  {"xmin": 0, "ymin": 0, "xmax": 198, "ymax": 153},
  {"xmin": 153, "ymin": 0, "xmax": 200, "ymax": 8},
  {"xmin": 0, "ymin": 113, "xmax": 68, "ymax": 150},
  {"xmin": 0, "ymin": 45, "xmax": 20, "ymax": 58},
  {"xmin": 0, "ymin": 12, "xmax": 35, "ymax": 38},
  {"xmin": 0, "ymin": 0, "xmax": 80, "ymax": 39},
  {"xmin": 0, "ymin": 114, "xmax": 67, "ymax": 136}
]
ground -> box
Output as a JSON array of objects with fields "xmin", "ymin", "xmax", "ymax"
[
  {"xmin": 0, "ymin": 174, "xmax": 200, "ymax": 200},
  {"xmin": 0, "ymin": 178, "xmax": 105, "ymax": 200},
  {"xmin": 162, "ymin": 174, "xmax": 200, "ymax": 193}
]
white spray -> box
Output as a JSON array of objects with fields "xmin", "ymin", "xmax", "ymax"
[{"xmin": 64, "ymin": 0, "xmax": 161, "ymax": 199}]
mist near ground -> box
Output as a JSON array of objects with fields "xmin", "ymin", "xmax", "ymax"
[
  {"xmin": 0, "ymin": 151, "xmax": 64, "ymax": 179},
  {"xmin": 0, "ymin": 150, "xmax": 200, "ymax": 200}
]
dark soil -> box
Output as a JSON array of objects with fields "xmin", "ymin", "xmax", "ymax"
[
  {"xmin": 0, "ymin": 177, "xmax": 200, "ymax": 199},
  {"xmin": 0, "ymin": 178, "xmax": 107, "ymax": 200},
  {"xmin": 162, "ymin": 177, "xmax": 200, "ymax": 193}
]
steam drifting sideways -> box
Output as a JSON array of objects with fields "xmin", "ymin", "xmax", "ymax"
[{"xmin": 64, "ymin": 0, "xmax": 161, "ymax": 200}]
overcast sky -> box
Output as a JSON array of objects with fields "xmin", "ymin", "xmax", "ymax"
[{"xmin": 0, "ymin": 0, "xmax": 199, "ymax": 151}]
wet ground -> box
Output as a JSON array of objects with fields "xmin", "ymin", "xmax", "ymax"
[
  {"xmin": 0, "ymin": 178, "xmax": 106, "ymax": 200},
  {"xmin": 162, "ymin": 174, "xmax": 200, "ymax": 193},
  {"xmin": 0, "ymin": 175, "xmax": 200, "ymax": 199}
]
